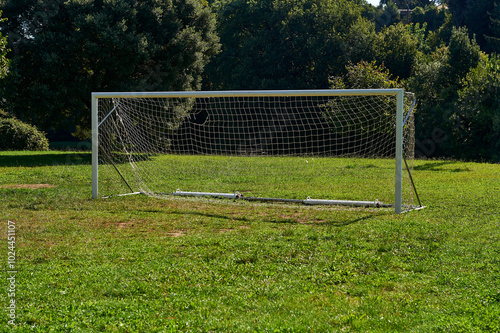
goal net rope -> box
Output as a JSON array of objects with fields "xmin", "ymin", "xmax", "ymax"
[{"xmin": 94, "ymin": 90, "xmax": 419, "ymax": 212}]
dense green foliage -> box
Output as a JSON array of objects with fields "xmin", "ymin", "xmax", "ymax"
[
  {"xmin": 447, "ymin": 0, "xmax": 496, "ymax": 51},
  {"xmin": 411, "ymin": 5, "xmax": 448, "ymax": 32},
  {"xmin": 409, "ymin": 27, "xmax": 483, "ymax": 159},
  {"xmin": 455, "ymin": 55, "xmax": 500, "ymax": 161},
  {"xmin": 362, "ymin": 1, "xmax": 401, "ymax": 31},
  {"xmin": 0, "ymin": 117, "xmax": 49, "ymax": 151},
  {"xmin": 204, "ymin": 0, "xmax": 500, "ymax": 161},
  {"xmin": 380, "ymin": 0, "xmax": 438, "ymax": 9},
  {"xmin": 0, "ymin": 0, "xmax": 219, "ymax": 137},
  {"xmin": 376, "ymin": 23, "xmax": 420, "ymax": 79},
  {"xmin": 0, "ymin": 0, "xmax": 499, "ymax": 161},
  {"xmin": 1, "ymin": 151, "xmax": 499, "ymax": 331},
  {"xmin": 0, "ymin": 11, "xmax": 9, "ymax": 78},
  {"xmin": 206, "ymin": 0, "xmax": 365, "ymax": 89},
  {"xmin": 330, "ymin": 61, "xmax": 401, "ymax": 89}
]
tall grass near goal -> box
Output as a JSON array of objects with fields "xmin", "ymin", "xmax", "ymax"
[{"xmin": 92, "ymin": 90, "xmax": 421, "ymax": 213}]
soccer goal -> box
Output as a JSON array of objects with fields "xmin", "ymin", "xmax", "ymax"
[{"xmin": 92, "ymin": 89, "xmax": 422, "ymax": 213}]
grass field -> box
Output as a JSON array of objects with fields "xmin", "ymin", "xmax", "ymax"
[
  {"xmin": 97, "ymin": 154, "xmax": 414, "ymax": 206},
  {"xmin": 1, "ymin": 150, "xmax": 499, "ymax": 332}
]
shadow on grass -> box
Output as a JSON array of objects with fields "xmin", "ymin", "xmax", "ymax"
[
  {"xmin": 187, "ymin": 211, "xmax": 252, "ymax": 223},
  {"xmin": 151, "ymin": 205, "xmax": 376, "ymax": 227},
  {"xmin": 268, "ymin": 214, "xmax": 377, "ymax": 227},
  {"xmin": 0, "ymin": 153, "xmax": 91, "ymax": 167},
  {"xmin": 414, "ymin": 161, "xmax": 471, "ymax": 172},
  {"xmin": 328, "ymin": 214, "xmax": 376, "ymax": 227}
]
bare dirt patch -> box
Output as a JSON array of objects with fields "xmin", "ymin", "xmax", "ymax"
[
  {"xmin": 115, "ymin": 221, "xmax": 135, "ymax": 229},
  {"xmin": 0, "ymin": 184, "xmax": 57, "ymax": 189},
  {"xmin": 166, "ymin": 231, "xmax": 185, "ymax": 237},
  {"xmin": 219, "ymin": 226, "xmax": 250, "ymax": 233}
]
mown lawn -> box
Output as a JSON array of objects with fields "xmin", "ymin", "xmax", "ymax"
[{"xmin": 1, "ymin": 151, "xmax": 499, "ymax": 332}]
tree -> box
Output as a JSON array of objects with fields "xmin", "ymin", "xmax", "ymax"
[
  {"xmin": 447, "ymin": 0, "xmax": 467, "ymax": 26},
  {"xmin": 0, "ymin": 0, "xmax": 220, "ymax": 138},
  {"xmin": 411, "ymin": 4, "xmax": 448, "ymax": 32},
  {"xmin": 380, "ymin": 0, "xmax": 436, "ymax": 9},
  {"xmin": 408, "ymin": 46, "xmax": 453, "ymax": 157},
  {"xmin": 206, "ymin": 0, "xmax": 365, "ymax": 90},
  {"xmin": 330, "ymin": 60, "xmax": 401, "ymax": 89},
  {"xmin": 447, "ymin": 26, "xmax": 481, "ymax": 82},
  {"xmin": 375, "ymin": 23, "xmax": 420, "ymax": 79},
  {"xmin": 408, "ymin": 26, "xmax": 482, "ymax": 158},
  {"xmin": 0, "ymin": 11, "xmax": 9, "ymax": 79},
  {"xmin": 447, "ymin": 0, "xmax": 495, "ymax": 52},
  {"xmin": 454, "ymin": 54, "xmax": 500, "ymax": 161},
  {"xmin": 486, "ymin": 2, "xmax": 500, "ymax": 53},
  {"xmin": 345, "ymin": 18, "xmax": 378, "ymax": 65},
  {"xmin": 372, "ymin": 1, "xmax": 401, "ymax": 31}
]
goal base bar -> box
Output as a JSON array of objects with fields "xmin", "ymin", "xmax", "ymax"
[
  {"xmin": 303, "ymin": 198, "xmax": 392, "ymax": 208},
  {"xmin": 173, "ymin": 190, "xmax": 242, "ymax": 199},
  {"xmin": 172, "ymin": 190, "xmax": 393, "ymax": 208},
  {"xmin": 101, "ymin": 192, "xmax": 143, "ymax": 199},
  {"xmin": 101, "ymin": 190, "xmax": 425, "ymax": 211}
]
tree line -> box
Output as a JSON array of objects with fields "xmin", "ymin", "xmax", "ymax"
[{"xmin": 0, "ymin": 0, "xmax": 498, "ymax": 162}]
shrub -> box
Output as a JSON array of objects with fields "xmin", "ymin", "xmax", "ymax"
[
  {"xmin": 0, "ymin": 117, "xmax": 49, "ymax": 151},
  {"xmin": 454, "ymin": 55, "xmax": 500, "ymax": 162},
  {"xmin": 329, "ymin": 61, "xmax": 401, "ymax": 89}
]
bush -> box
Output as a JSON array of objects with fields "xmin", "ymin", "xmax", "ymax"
[
  {"xmin": 0, "ymin": 117, "xmax": 49, "ymax": 151},
  {"xmin": 454, "ymin": 55, "xmax": 500, "ymax": 162},
  {"xmin": 329, "ymin": 61, "xmax": 401, "ymax": 89}
]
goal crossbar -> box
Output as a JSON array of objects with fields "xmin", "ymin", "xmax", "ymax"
[{"xmin": 92, "ymin": 89, "xmax": 404, "ymax": 99}]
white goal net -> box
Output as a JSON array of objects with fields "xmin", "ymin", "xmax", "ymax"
[{"xmin": 92, "ymin": 90, "xmax": 421, "ymax": 213}]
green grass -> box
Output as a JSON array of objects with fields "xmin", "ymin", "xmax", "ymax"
[
  {"xmin": 1, "ymin": 151, "xmax": 499, "ymax": 332},
  {"xmin": 99, "ymin": 154, "xmax": 408, "ymax": 204}
]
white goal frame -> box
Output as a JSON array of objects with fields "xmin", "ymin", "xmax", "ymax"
[{"xmin": 92, "ymin": 89, "xmax": 414, "ymax": 214}]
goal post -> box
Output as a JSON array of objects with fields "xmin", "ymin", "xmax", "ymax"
[
  {"xmin": 395, "ymin": 89, "xmax": 404, "ymax": 214},
  {"xmin": 92, "ymin": 89, "xmax": 421, "ymax": 213}
]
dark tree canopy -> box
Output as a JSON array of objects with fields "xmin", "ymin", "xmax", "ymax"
[
  {"xmin": 0, "ymin": 11, "xmax": 8, "ymax": 79},
  {"xmin": 411, "ymin": 4, "xmax": 448, "ymax": 32},
  {"xmin": 206, "ymin": 0, "xmax": 365, "ymax": 90},
  {"xmin": 380, "ymin": 0, "xmax": 437, "ymax": 9},
  {"xmin": 487, "ymin": 3, "xmax": 500, "ymax": 53},
  {"xmin": 408, "ymin": 26, "xmax": 482, "ymax": 158},
  {"xmin": 0, "ymin": 0, "xmax": 220, "ymax": 137},
  {"xmin": 375, "ymin": 22, "xmax": 419, "ymax": 79},
  {"xmin": 455, "ymin": 55, "xmax": 500, "ymax": 162},
  {"xmin": 447, "ymin": 0, "xmax": 496, "ymax": 52},
  {"xmin": 0, "ymin": 0, "xmax": 498, "ymax": 162}
]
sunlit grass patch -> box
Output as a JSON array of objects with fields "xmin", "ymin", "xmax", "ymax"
[{"xmin": 1, "ymin": 151, "xmax": 499, "ymax": 331}]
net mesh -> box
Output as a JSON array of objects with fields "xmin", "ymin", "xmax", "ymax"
[{"xmin": 96, "ymin": 92, "xmax": 417, "ymax": 211}]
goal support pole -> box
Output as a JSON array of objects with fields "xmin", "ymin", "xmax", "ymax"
[
  {"xmin": 92, "ymin": 93, "xmax": 98, "ymax": 199},
  {"xmin": 395, "ymin": 90, "xmax": 404, "ymax": 214}
]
